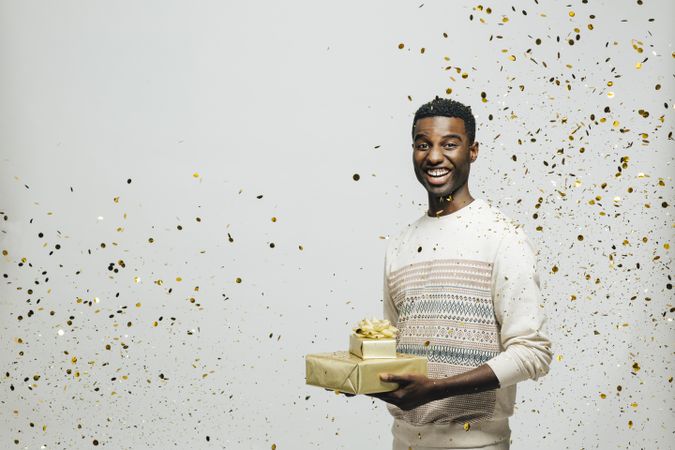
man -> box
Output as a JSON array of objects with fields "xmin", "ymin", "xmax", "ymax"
[{"xmin": 367, "ymin": 96, "xmax": 554, "ymax": 450}]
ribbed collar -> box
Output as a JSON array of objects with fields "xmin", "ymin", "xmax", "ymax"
[{"xmin": 420, "ymin": 197, "xmax": 484, "ymax": 222}]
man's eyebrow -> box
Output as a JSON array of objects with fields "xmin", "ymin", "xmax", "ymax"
[{"xmin": 413, "ymin": 133, "xmax": 463, "ymax": 141}]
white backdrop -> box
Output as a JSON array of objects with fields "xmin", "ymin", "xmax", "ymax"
[{"xmin": 1, "ymin": 1, "xmax": 673, "ymax": 449}]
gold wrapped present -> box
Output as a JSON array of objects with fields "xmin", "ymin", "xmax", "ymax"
[
  {"xmin": 305, "ymin": 351, "xmax": 428, "ymax": 394},
  {"xmin": 349, "ymin": 318, "xmax": 399, "ymax": 359},
  {"xmin": 349, "ymin": 333, "xmax": 397, "ymax": 359}
]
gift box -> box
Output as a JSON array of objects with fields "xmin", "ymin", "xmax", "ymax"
[
  {"xmin": 305, "ymin": 350, "xmax": 428, "ymax": 395},
  {"xmin": 305, "ymin": 318, "xmax": 427, "ymax": 394},
  {"xmin": 348, "ymin": 333, "xmax": 397, "ymax": 359}
]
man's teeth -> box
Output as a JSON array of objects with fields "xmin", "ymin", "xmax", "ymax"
[{"xmin": 427, "ymin": 169, "xmax": 450, "ymax": 177}]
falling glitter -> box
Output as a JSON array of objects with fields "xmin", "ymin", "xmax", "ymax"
[{"xmin": 1, "ymin": 3, "xmax": 672, "ymax": 449}]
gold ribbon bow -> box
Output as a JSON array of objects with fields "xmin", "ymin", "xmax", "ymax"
[{"xmin": 353, "ymin": 318, "xmax": 399, "ymax": 339}]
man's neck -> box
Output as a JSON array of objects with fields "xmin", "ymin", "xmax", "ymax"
[{"xmin": 427, "ymin": 193, "xmax": 475, "ymax": 217}]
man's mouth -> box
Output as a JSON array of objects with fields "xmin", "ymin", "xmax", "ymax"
[{"xmin": 425, "ymin": 168, "xmax": 452, "ymax": 185}]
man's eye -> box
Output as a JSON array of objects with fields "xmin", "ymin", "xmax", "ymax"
[{"xmin": 417, "ymin": 143, "xmax": 429, "ymax": 149}]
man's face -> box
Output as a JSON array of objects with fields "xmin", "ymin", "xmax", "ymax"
[{"xmin": 412, "ymin": 116, "xmax": 478, "ymax": 198}]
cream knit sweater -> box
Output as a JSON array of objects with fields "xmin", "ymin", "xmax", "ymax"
[{"xmin": 383, "ymin": 198, "xmax": 553, "ymax": 448}]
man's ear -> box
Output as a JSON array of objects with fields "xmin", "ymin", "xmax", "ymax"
[{"xmin": 470, "ymin": 141, "xmax": 479, "ymax": 163}]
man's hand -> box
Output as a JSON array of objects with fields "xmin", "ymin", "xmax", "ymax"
[{"xmin": 366, "ymin": 373, "xmax": 439, "ymax": 410}]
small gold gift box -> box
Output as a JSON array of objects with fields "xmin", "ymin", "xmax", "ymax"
[
  {"xmin": 349, "ymin": 333, "xmax": 397, "ymax": 359},
  {"xmin": 305, "ymin": 351, "xmax": 428, "ymax": 395}
]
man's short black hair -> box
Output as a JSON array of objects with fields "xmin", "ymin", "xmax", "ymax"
[{"xmin": 412, "ymin": 96, "xmax": 476, "ymax": 146}]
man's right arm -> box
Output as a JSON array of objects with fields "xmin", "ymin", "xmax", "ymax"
[{"xmin": 382, "ymin": 250, "xmax": 398, "ymax": 325}]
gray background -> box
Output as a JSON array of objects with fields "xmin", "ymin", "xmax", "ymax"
[{"xmin": 1, "ymin": 0, "xmax": 673, "ymax": 449}]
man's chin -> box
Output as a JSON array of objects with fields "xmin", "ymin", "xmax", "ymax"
[{"xmin": 425, "ymin": 184, "xmax": 452, "ymax": 196}]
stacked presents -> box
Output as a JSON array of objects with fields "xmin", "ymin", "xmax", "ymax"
[{"xmin": 305, "ymin": 318, "xmax": 428, "ymax": 394}]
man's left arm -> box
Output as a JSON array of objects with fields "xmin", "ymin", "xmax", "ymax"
[
  {"xmin": 482, "ymin": 226, "xmax": 554, "ymax": 389},
  {"xmin": 369, "ymin": 226, "xmax": 553, "ymax": 410}
]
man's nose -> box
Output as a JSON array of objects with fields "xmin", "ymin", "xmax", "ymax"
[{"xmin": 427, "ymin": 144, "xmax": 445, "ymax": 162}]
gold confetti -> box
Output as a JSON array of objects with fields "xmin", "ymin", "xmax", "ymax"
[
  {"xmin": 463, "ymin": 422, "xmax": 471, "ymax": 431},
  {"xmin": 398, "ymin": 43, "xmax": 404, "ymax": 49},
  {"xmin": 628, "ymin": 420, "xmax": 633, "ymax": 429},
  {"xmin": 600, "ymin": 393, "xmax": 606, "ymax": 399},
  {"xmin": 556, "ymin": 355, "xmax": 563, "ymax": 362}
]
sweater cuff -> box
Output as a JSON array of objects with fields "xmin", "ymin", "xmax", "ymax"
[{"xmin": 485, "ymin": 352, "xmax": 526, "ymax": 389}]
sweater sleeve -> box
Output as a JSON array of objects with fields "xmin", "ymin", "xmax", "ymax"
[
  {"xmin": 382, "ymin": 243, "xmax": 398, "ymax": 325},
  {"xmin": 485, "ymin": 226, "xmax": 554, "ymax": 389}
]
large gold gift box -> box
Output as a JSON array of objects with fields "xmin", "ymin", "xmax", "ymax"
[{"xmin": 305, "ymin": 351, "xmax": 428, "ymax": 394}]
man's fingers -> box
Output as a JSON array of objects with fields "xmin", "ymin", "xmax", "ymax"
[
  {"xmin": 379, "ymin": 373, "xmax": 409, "ymax": 384},
  {"xmin": 366, "ymin": 392, "xmax": 386, "ymax": 399},
  {"xmin": 367, "ymin": 393, "xmax": 387, "ymax": 401},
  {"xmin": 367, "ymin": 392, "xmax": 398, "ymax": 406}
]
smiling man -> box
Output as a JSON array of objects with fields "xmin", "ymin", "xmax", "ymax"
[{"xmin": 368, "ymin": 97, "xmax": 553, "ymax": 450}]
